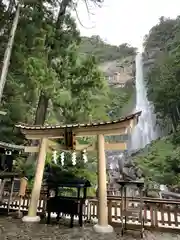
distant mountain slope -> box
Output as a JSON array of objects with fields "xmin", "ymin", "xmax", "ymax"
[
  {"xmin": 79, "ymin": 35, "xmax": 137, "ymax": 63},
  {"xmin": 79, "ymin": 35, "xmax": 136, "ymax": 86},
  {"xmin": 79, "ymin": 35, "xmax": 137, "ymax": 117}
]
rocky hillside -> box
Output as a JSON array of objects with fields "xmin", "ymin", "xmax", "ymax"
[
  {"xmin": 79, "ymin": 36, "xmax": 136, "ymax": 88},
  {"xmin": 142, "ymin": 17, "xmax": 180, "ymax": 72},
  {"xmin": 99, "ymin": 56, "xmax": 135, "ymax": 87}
]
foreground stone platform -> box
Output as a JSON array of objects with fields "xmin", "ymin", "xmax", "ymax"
[{"xmin": 0, "ymin": 216, "xmax": 180, "ymax": 240}]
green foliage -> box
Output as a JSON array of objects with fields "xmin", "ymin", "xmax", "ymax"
[
  {"xmin": 80, "ymin": 36, "xmax": 137, "ymax": 62},
  {"xmin": 143, "ymin": 16, "xmax": 180, "ymax": 51},
  {"xmin": 107, "ymin": 86, "xmax": 134, "ymax": 119},
  {"xmin": 52, "ymin": 51, "xmax": 110, "ymax": 123},
  {"xmin": 144, "ymin": 16, "xmax": 180, "ymax": 130},
  {"xmin": 133, "ymin": 137, "xmax": 177, "ymax": 186},
  {"xmin": 171, "ymin": 125, "xmax": 180, "ymax": 145},
  {"xmin": 13, "ymin": 156, "xmax": 36, "ymax": 187}
]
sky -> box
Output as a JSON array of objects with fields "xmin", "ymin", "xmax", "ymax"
[{"xmin": 74, "ymin": 0, "xmax": 180, "ymax": 51}]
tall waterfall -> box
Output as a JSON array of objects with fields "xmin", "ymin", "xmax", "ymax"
[{"xmin": 131, "ymin": 53, "xmax": 159, "ymax": 150}]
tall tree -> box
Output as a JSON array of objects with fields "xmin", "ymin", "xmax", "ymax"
[
  {"xmin": 144, "ymin": 16, "xmax": 180, "ymax": 131},
  {"xmin": 0, "ymin": 3, "xmax": 20, "ymax": 103},
  {"xmin": 34, "ymin": 0, "xmax": 104, "ymax": 126}
]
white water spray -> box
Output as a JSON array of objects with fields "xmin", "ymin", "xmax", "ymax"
[{"xmin": 131, "ymin": 53, "xmax": 159, "ymax": 150}]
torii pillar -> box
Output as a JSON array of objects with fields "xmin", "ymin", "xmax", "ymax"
[
  {"xmin": 93, "ymin": 134, "xmax": 113, "ymax": 233},
  {"xmin": 22, "ymin": 138, "xmax": 48, "ymax": 222}
]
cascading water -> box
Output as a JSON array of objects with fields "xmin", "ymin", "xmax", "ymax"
[
  {"xmin": 106, "ymin": 53, "xmax": 155, "ymax": 194},
  {"xmin": 131, "ymin": 53, "xmax": 159, "ymax": 150}
]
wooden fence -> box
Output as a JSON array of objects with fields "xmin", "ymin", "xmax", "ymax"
[{"xmin": 1, "ymin": 190, "xmax": 180, "ymax": 231}]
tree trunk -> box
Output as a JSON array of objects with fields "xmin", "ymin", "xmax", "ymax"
[
  {"xmin": 170, "ymin": 114, "xmax": 176, "ymax": 132},
  {"xmin": 34, "ymin": 92, "xmax": 49, "ymax": 125},
  {"xmin": 56, "ymin": 0, "xmax": 72, "ymax": 27},
  {"xmin": 7, "ymin": 0, "xmax": 16, "ymax": 15},
  {"xmin": 176, "ymin": 105, "xmax": 180, "ymax": 120},
  {"xmin": 0, "ymin": 3, "xmax": 20, "ymax": 104},
  {"xmin": 26, "ymin": 93, "xmax": 49, "ymax": 165}
]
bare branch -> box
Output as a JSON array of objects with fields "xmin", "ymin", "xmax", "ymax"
[{"xmin": 73, "ymin": 6, "xmax": 95, "ymax": 29}]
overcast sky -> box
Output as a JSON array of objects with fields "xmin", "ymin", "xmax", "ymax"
[{"xmin": 74, "ymin": 0, "xmax": 180, "ymax": 50}]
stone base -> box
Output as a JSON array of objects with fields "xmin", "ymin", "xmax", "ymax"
[
  {"xmin": 22, "ymin": 215, "xmax": 40, "ymax": 223},
  {"xmin": 93, "ymin": 224, "xmax": 114, "ymax": 233}
]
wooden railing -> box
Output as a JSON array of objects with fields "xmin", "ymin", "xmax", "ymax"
[
  {"xmin": 1, "ymin": 190, "xmax": 180, "ymax": 231},
  {"xmin": 86, "ymin": 196, "xmax": 180, "ymax": 230}
]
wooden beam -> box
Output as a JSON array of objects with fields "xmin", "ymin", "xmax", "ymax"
[
  {"xmin": 24, "ymin": 146, "xmax": 39, "ymax": 153},
  {"xmin": 0, "ymin": 141, "xmax": 24, "ymax": 150},
  {"xmin": 104, "ymin": 142, "xmax": 127, "ymax": 151},
  {"xmin": 75, "ymin": 141, "xmax": 96, "ymax": 151},
  {"xmin": 25, "ymin": 146, "xmax": 54, "ymax": 153},
  {"xmin": 47, "ymin": 141, "xmax": 96, "ymax": 151},
  {"xmin": 24, "ymin": 141, "xmax": 127, "ymax": 153},
  {"xmin": 74, "ymin": 121, "xmax": 131, "ymax": 135},
  {"xmin": 23, "ymin": 127, "xmax": 128, "ymax": 140},
  {"xmin": 21, "ymin": 128, "xmax": 65, "ymax": 139},
  {"xmin": 74, "ymin": 127, "xmax": 128, "ymax": 137}
]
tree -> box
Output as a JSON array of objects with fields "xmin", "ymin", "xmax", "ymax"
[
  {"xmin": 144, "ymin": 16, "xmax": 180, "ymax": 130},
  {"xmin": 32, "ymin": 0, "xmax": 105, "ymax": 126},
  {"xmin": 25, "ymin": 41, "xmax": 110, "ymax": 124},
  {"xmin": 133, "ymin": 137, "xmax": 178, "ymax": 187},
  {"xmin": 143, "ymin": 16, "xmax": 180, "ymax": 52},
  {"xmin": 0, "ymin": 3, "xmax": 20, "ymax": 103},
  {"xmin": 0, "ymin": 0, "xmax": 106, "ymax": 127}
]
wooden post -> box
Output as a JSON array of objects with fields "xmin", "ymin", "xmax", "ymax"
[
  {"xmin": 16, "ymin": 177, "xmax": 28, "ymax": 218},
  {"xmin": 7, "ymin": 177, "xmax": 15, "ymax": 213},
  {"xmin": 22, "ymin": 138, "xmax": 47, "ymax": 222},
  {"xmin": 0, "ymin": 179, "xmax": 5, "ymax": 202},
  {"xmin": 93, "ymin": 134, "xmax": 113, "ymax": 233}
]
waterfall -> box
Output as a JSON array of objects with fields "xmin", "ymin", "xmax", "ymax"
[{"xmin": 131, "ymin": 53, "xmax": 159, "ymax": 150}]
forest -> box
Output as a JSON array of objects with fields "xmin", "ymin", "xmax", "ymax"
[
  {"xmin": 0, "ymin": 0, "xmax": 136, "ymax": 143},
  {"xmin": 0, "ymin": 0, "xmax": 136, "ymax": 192},
  {"xmin": 134, "ymin": 16, "xmax": 180, "ymax": 191}
]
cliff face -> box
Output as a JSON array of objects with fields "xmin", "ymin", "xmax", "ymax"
[
  {"xmin": 79, "ymin": 36, "xmax": 136, "ymax": 88},
  {"xmin": 99, "ymin": 56, "xmax": 136, "ymax": 88},
  {"xmin": 142, "ymin": 48, "xmax": 162, "ymax": 77}
]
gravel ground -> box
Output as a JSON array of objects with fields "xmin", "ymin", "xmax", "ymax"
[{"xmin": 0, "ymin": 216, "xmax": 180, "ymax": 240}]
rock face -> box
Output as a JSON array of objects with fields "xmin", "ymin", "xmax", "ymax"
[
  {"xmin": 99, "ymin": 56, "xmax": 135, "ymax": 88},
  {"xmin": 142, "ymin": 48, "xmax": 163, "ymax": 75},
  {"xmin": 106, "ymin": 150, "xmax": 143, "ymax": 196}
]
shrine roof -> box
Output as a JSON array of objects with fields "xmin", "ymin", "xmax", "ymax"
[
  {"xmin": 0, "ymin": 141, "xmax": 25, "ymax": 150},
  {"xmin": 15, "ymin": 111, "xmax": 141, "ymax": 130}
]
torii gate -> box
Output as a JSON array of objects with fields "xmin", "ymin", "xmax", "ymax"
[{"xmin": 15, "ymin": 111, "xmax": 141, "ymax": 233}]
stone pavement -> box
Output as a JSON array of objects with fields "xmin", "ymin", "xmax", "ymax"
[{"xmin": 0, "ymin": 216, "xmax": 180, "ymax": 240}]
